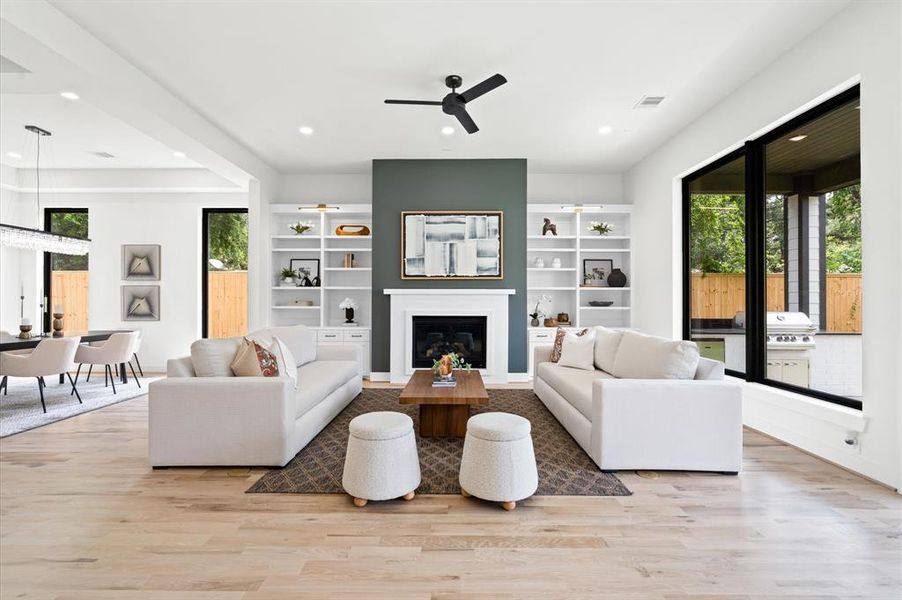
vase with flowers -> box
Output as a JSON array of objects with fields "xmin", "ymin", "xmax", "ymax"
[
  {"xmin": 587, "ymin": 220, "xmax": 613, "ymax": 236},
  {"xmin": 339, "ymin": 297, "xmax": 358, "ymax": 324},
  {"xmin": 289, "ymin": 221, "xmax": 315, "ymax": 235},
  {"xmin": 528, "ymin": 293, "xmax": 551, "ymax": 327},
  {"xmin": 431, "ymin": 352, "xmax": 472, "ymax": 381}
]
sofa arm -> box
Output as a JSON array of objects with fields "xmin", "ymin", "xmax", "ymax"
[
  {"xmin": 148, "ymin": 376, "xmax": 295, "ymax": 466},
  {"xmin": 167, "ymin": 356, "xmax": 195, "ymax": 377},
  {"xmin": 533, "ymin": 344, "xmax": 554, "ymax": 371},
  {"xmin": 590, "ymin": 379, "xmax": 743, "ymax": 472}
]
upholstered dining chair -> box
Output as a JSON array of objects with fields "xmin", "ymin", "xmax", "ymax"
[
  {"xmin": 131, "ymin": 329, "xmax": 144, "ymax": 377},
  {"xmin": 0, "ymin": 337, "xmax": 82, "ymax": 413},
  {"xmin": 73, "ymin": 331, "xmax": 140, "ymax": 394}
]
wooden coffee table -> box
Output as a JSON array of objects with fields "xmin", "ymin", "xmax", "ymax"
[{"xmin": 399, "ymin": 370, "xmax": 489, "ymax": 437}]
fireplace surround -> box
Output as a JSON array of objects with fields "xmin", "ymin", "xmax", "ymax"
[{"xmin": 411, "ymin": 315, "xmax": 487, "ymax": 369}]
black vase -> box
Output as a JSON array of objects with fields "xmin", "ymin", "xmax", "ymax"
[
  {"xmin": 607, "ymin": 268, "xmax": 627, "ymax": 288},
  {"xmin": 344, "ymin": 307, "xmax": 355, "ymax": 323}
]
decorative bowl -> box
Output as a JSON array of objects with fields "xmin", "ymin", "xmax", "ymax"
[{"xmin": 588, "ymin": 300, "xmax": 614, "ymax": 307}]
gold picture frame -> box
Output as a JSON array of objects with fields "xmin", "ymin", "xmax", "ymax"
[{"xmin": 400, "ymin": 210, "xmax": 503, "ymax": 280}]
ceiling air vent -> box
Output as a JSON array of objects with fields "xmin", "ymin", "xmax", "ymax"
[
  {"xmin": 91, "ymin": 151, "xmax": 116, "ymax": 159},
  {"xmin": 634, "ymin": 95, "xmax": 665, "ymax": 109}
]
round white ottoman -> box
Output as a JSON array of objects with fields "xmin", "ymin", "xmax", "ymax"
[
  {"xmin": 459, "ymin": 412, "xmax": 538, "ymax": 511},
  {"xmin": 342, "ymin": 411, "xmax": 421, "ymax": 507}
]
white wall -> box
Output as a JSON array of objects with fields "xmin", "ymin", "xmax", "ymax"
[
  {"xmin": 623, "ymin": 0, "xmax": 901, "ymax": 489},
  {"xmin": 527, "ymin": 173, "xmax": 623, "ymax": 204},
  {"xmin": 1, "ymin": 168, "xmax": 247, "ymax": 371}
]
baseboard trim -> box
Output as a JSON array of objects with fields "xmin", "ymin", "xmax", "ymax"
[
  {"xmin": 369, "ymin": 372, "xmax": 390, "ymax": 382},
  {"xmin": 507, "ymin": 372, "xmax": 530, "ymax": 383}
]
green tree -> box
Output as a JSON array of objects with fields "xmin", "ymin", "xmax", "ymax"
[
  {"xmin": 207, "ymin": 212, "xmax": 248, "ymax": 270},
  {"xmin": 689, "ymin": 194, "xmax": 745, "ymax": 274},
  {"xmin": 825, "ymin": 184, "xmax": 861, "ymax": 273},
  {"xmin": 50, "ymin": 212, "xmax": 89, "ymax": 270}
]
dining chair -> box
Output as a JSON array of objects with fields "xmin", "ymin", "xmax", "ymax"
[
  {"xmin": 73, "ymin": 332, "xmax": 140, "ymax": 394},
  {"xmin": 131, "ymin": 329, "xmax": 144, "ymax": 377},
  {"xmin": 0, "ymin": 337, "xmax": 82, "ymax": 413}
]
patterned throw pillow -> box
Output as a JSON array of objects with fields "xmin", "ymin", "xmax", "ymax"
[
  {"xmin": 230, "ymin": 338, "xmax": 280, "ymax": 377},
  {"xmin": 550, "ymin": 327, "xmax": 589, "ymax": 362}
]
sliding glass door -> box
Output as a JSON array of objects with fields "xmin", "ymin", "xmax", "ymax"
[
  {"xmin": 682, "ymin": 85, "xmax": 861, "ymax": 409},
  {"xmin": 43, "ymin": 208, "xmax": 89, "ymax": 334},
  {"xmin": 201, "ymin": 208, "xmax": 248, "ymax": 338}
]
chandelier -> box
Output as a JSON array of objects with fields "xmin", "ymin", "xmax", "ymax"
[{"xmin": 0, "ymin": 125, "xmax": 90, "ymax": 255}]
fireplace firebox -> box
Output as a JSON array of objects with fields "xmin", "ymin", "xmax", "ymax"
[{"xmin": 411, "ymin": 316, "xmax": 487, "ymax": 369}]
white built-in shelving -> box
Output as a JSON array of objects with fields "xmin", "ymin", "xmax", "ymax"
[{"xmin": 526, "ymin": 204, "xmax": 632, "ymax": 330}]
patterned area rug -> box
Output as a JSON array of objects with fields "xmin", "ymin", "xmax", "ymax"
[
  {"xmin": 0, "ymin": 373, "xmax": 159, "ymax": 438},
  {"xmin": 247, "ymin": 388, "xmax": 631, "ymax": 496}
]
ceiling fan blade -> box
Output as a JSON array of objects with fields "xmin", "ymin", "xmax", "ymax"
[
  {"xmin": 455, "ymin": 110, "xmax": 479, "ymax": 134},
  {"xmin": 458, "ymin": 74, "xmax": 507, "ymax": 103},
  {"xmin": 384, "ymin": 99, "xmax": 442, "ymax": 105}
]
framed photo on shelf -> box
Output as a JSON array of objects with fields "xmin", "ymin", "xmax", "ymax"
[
  {"xmin": 582, "ymin": 258, "xmax": 613, "ymax": 287},
  {"xmin": 400, "ymin": 211, "xmax": 503, "ymax": 279},
  {"xmin": 290, "ymin": 258, "xmax": 320, "ymax": 286}
]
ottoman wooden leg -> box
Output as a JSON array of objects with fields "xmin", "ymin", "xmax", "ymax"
[
  {"xmin": 460, "ymin": 489, "xmax": 471, "ymax": 498},
  {"xmin": 403, "ymin": 491, "xmax": 416, "ymax": 501},
  {"xmin": 352, "ymin": 497, "xmax": 368, "ymax": 508},
  {"xmin": 501, "ymin": 501, "xmax": 516, "ymax": 511}
]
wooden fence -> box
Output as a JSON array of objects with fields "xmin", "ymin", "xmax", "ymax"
[
  {"xmin": 690, "ymin": 272, "xmax": 862, "ymax": 332},
  {"xmin": 50, "ymin": 270, "xmax": 248, "ymax": 338}
]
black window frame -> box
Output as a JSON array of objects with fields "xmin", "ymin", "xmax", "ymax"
[
  {"xmin": 682, "ymin": 84, "xmax": 862, "ymax": 411},
  {"xmin": 43, "ymin": 207, "xmax": 89, "ymax": 334},
  {"xmin": 201, "ymin": 207, "xmax": 248, "ymax": 339}
]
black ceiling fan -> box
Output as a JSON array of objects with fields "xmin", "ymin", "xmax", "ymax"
[{"xmin": 384, "ymin": 73, "xmax": 507, "ymax": 134}]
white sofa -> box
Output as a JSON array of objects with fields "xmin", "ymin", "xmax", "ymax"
[
  {"xmin": 533, "ymin": 329, "xmax": 742, "ymax": 473},
  {"xmin": 148, "ymin": 326, "xmax": 362, "ymax": 467}
]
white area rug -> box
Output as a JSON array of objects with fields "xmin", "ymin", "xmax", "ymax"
[{"xmin": 0, "ymin": 373, "xmax": 159, "ymax": 437}]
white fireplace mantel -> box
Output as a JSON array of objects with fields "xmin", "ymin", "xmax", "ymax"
[
  {"xmin": 384, "ymin": 289, "xmax": 516, "ymax": 296},
  {"xmin": 384, "ymin": 288, "xmax": 513, "ymax": 384}
]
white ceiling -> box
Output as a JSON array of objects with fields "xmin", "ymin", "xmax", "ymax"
[
  {"xmin": 0, "ymin": 91, "xmax": 203, "ymax": 170},
  {"xmin": 10, "ymin": 0, "xmax": 850, "ymax": 175}
]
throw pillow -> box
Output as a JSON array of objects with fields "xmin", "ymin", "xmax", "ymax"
[
  {"xmin": 270, "ymin": 336, "xmax": 298, "ymax": 390},
  {"xmin": 247, "ymin": 325, "xmax": 316, "ymax": 366},
  {"xmin": 551, "ymin": 328, "xmax": 589, "ymax": 362},
  {"xmin": 558, "ymin": 328, "xmax": 597, "ymax": 370},
  {"xmin": 230, "ymin": 338, "xmax": 280, "ymax": 377},
  {"xmin": 593, "ymin": 326, "xmax": 624, "ymax": 373},
  {"xmin": 610, "ymin": 331, "xmax": 700, "ymax": 379}
]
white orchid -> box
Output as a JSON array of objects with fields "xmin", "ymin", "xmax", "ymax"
[
  {"xmin": 339, "ymin": 297, "xmax": 358, "ymax": 310},
  {"xmin": 587, "ymin": 221, "xmax": 612, "ymax": 235},
  {"xmin": 289, "ymin": 221, "xmax": 315, "ymax": 235}
]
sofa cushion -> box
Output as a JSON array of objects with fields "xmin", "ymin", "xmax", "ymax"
[
  {"xmin": 611, "ymin": 331, "xmax": 700, "ymax": 379},
  {"xmin": 248, "ymin": 325, "xmax": 316, "ymax": 366},
  {"xmin": 270, "ymin": 337, "xmax": 298, "ymax": 389},
  {"xmin": 551, "ymin": 327, "xmax": 589, "ymax": 362},
  {"xmin": 558, "ymin": 328, "xmax": 596, "ymax": 370},
  {"xmin": 230, "ymin": 339, "xmax": 280, "ymax": 377},
  {"xmin": 293, "ymin": 360, "xmax": 358, "ymax": 419},
  {"xmin": 190, "ymin": 337, "xmax": 243, "ymax": 377},
  {"xmin": 536, "ymin": 362, "xmax": 614, "ymax": 421},
  {"xmin": 593, "ymin": 326, "xmax": 624, "ymax": 373}
]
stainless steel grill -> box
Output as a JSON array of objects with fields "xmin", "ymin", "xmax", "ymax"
[{"xmin": 766, "ymin": 311, "xmax": 816, "ymax": 350}]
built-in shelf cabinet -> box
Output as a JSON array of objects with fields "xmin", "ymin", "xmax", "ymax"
[
  {"xmin": 270, "ymin": 203, "xmax": 372, "ymax": 375},
  {"xmin": 526, "ymin": 204, "xmax": 632, "ymax": 331}
]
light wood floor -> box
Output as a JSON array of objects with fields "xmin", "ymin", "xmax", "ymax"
[{"xmin": 1, "ymin": 386, "xmax": 900, "ymax": 599}]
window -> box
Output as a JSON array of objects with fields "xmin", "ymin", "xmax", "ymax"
[
  {"xmin": 43, "ymin": 208, "xmax": 89, "ymax": 333},
  {"xmin": 683, "ymin": 85, "xmax": 861, "ymax": 409},
  {"xmin": 202, "ymin": 208, "xmax": 248, "ymax": 338}
]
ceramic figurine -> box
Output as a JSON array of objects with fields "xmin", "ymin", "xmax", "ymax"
[
  {"xmin": 534, "ymin": 257, "xmax": 545, "ymax": 268},
  {"xmin": 551, "ymin": 257, "xmax": 562, "ymax": 269},
  {"xmin": 542, "ymin": 218, "xmax": 558, "ymax": 236}
]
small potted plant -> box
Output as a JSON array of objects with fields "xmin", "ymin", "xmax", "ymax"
[
  {"xmin": 289, "ymin": 221, "xmax": 314, "ymax": 235},
  {"xmin": 432, "ymin": 352, "xmax": 472, "ymax": 379},
  {"xmin": 528, "ymin": 294, "xmax": 551, "ymax": 327},
  {"xmin": 279, "ymin": 267, "xmax": 296, "ymax": 286},
  {"xmin": 587, "ymin": 220, "xmax": 613, "ymax": 236},
  {"xmin": 339, "ymin": 297, "xmax": 358, "ymax": 324}
]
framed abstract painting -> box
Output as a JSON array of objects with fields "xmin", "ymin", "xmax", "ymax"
[{"xmin": 401, "ymin": 211, "xmax": 503, "ymax": 279}]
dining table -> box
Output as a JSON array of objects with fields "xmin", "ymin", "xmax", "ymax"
[{"xmin": 0, "ymin": 330, "xmax": 136, "ymax": 385}]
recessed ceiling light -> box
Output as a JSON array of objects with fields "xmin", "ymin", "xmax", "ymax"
[
  {"xmin": 788, "ymin": 134, "xmax": 808, "ymax": 142},
  {"xmin": 597, "ymin": 125, "xmax": 613, "ymax": 135},
  {"xmin": 298, "ymin": 126, "xmax": 314, "ymax": 136},
  {"xmin": 6, "ymin": 151, "xmax": 23, "ymax": 159},
  {"xmin": 172, "ymin": 151, "xmax": 186, "ymax": 158},
  {"xmin": 60, "ymin": 91, "xmax": 80, "ymax": 100},
  {"xmin": 441, "ymin": 126, "xmax": 455, "ymax": 136}
]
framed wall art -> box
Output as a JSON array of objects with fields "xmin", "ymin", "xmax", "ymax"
[
  {"xmin": 122, "ymin": 285, "xmax": 160, "ymax": 321},
  {"xmin": 122, "ymin": 244, "xmax": 161, "ymax": 280},
  {"xmin": 401, "ymin": 211, "xmax": 503, "ymax": 279},
  {"xmin": 582, "ymin": 258, "xmax": 613, "ymax": 287}
]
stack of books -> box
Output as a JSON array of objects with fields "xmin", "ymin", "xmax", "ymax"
[{"xmin": 432, "ymin": 374, "xmax": 457, "ymax": 388}]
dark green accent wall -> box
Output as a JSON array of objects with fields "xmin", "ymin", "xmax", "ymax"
[{"xmin": 371, "ymin": 159, "xmax": 527, "ymax": 373}]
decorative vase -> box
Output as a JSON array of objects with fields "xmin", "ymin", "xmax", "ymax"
[
  {"xmin": 607, "ymin": 268, "xmax": 627, "ymax": 288},
  {"xmin": 557, "ymin": 312, "xmax": 570, "ymax": 324},
  {"xmin": 534, "ymin": 257, "xmax": 545, "ymax": 268},
  {"xmin": 283, "ymin": 277, "xmax": 294, "ymax": 286},
  {"xmin": 530, "ymin": 317, "xmax": 540, "ymax": 327},
  {"xmin": 551, "ymin": 257, "xmax": 562, "ymax": 269},
  {"xmin": 438, "ymin": 354, "xmax": 453, "ymax": 378},
  {"xmin": 52, "ymin": 313, "xmax": 64, "ymax": 337},
  {"xmin": 344, "ymin": 307, "xmax": 355, "ymax": 324},
  {"xmin": 17, "ymin": 324, "xmax": 32, "ymax": 340}
]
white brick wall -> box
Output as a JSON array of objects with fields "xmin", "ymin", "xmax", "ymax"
[{"xmin": 809, "ymin": 334, "xmax": 862, "ymax": 398}]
